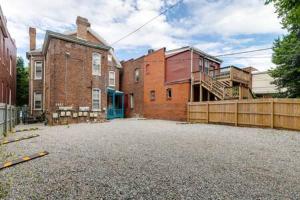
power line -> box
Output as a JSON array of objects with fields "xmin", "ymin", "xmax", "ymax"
[
  {"xmin": 215, "ymin": 48, "xmax": 273, "ymax": 57},
  {"xmin": 110, "ymin": 0, "xmax": 183, "ymax": 46}
]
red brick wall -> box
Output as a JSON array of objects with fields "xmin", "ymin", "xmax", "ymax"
[
  {"xmin": 143, "ymin": 48, "xmax": 189, "ymax": 121},
  {"xmin": 121, "ymin": 57, "xmax": 144, "ymax": 117},
  {"xmin": 0, "ymin": 15, "xmax": 17, "ymax": 105},
  {"xmin": 44, "ymin": 38, "xmax": 120, "ymax": 123}
]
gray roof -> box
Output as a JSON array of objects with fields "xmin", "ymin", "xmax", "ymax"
[{"xmin": 42, "ymin": 30, "xmax": 111, "ymax": 54}]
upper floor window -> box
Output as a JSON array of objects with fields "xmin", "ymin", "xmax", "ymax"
[
  {"xmin": 134, "ymin": 68, "xmax": 140, "ymax": 82},
  {"xmin": 92, "ymin": 88, "xmax": 101, "ymax": 111},
  {"xmin": 34, "ymin": 92, "xmax": 42, "ymax": 110},
  {"xmin": 108, "ymin": 55, "xmax": 113, "ymax": 62},
  {"xmin": 109, "ymin": 71, "xmax": 115, "ymax": 86},
  {"xmin": 150, "ymin": 90, "xmax": 156, "ymax": 101},
  {"xmin": 204, "ymin": 60, "xmax": 209, "ymax": 74},
  {"xmin": 9, "ymin": 56, "xmax": 12, "ymax": 76},
  {"xmin": 92, "ymin": 53, "xmax": 101, "ymax": 76},
  {"xmin": 166, "ymin": 88, "xmax": 172, "ymax": 100},
  {"xmin": 145, "ymin": 64, "xmax": 150, "ymax": 75},
  {"xmin": 34, "ymin": 61, "xmax": 43, "ymax": 80}
]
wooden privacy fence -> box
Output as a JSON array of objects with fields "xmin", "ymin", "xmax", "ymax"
[
  {"xmin": 187, "ymin": 99, "xmax": 300, "ymax": 131},
  {"xmin": 0, "ymin": 103, "xmax": 18, "ymax": 138}
]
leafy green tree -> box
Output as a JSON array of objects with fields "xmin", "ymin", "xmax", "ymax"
[
  {"xmin": 266, "ymin": 0, "xmax": 300, "ymax": 97},
  {"xmin": 16, "ymin": 57, "xmax": 29, "ymax": 106}
]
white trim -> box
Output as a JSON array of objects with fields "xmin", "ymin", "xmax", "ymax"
[
  {"xmin": 33, "ymin": 92, "xmax": 42, "ymax": 111},
  {"xmin": 92, "ymin": 52, "xmax": 101, "ymax": 76},
  {"xmin": 109, "ymin": 71, "xmax": 116, "ymax": 87},
  {"xmin": 92, "ymin": 88, "xmax": 101, "ymax": 111},
  {"xmin": 34, "ymin": 61, "xmax": 43, "ymax": 80}
]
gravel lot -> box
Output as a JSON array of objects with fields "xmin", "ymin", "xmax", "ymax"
[{"xmin": 0, "ymin": 119, "xmax": 300, "ymax": 199}]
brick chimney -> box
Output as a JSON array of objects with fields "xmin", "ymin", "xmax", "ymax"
[
  {"xmin": 29, "ymin": 27, "xmax": 36, "ymax": 51},
  {"xmin": 76, "ymin": 16, "xmax": 90, "ymax": 40}
]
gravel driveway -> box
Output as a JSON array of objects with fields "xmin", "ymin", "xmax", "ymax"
[{"xmin": 0, "ymin": 119, "xmax": 300, "ymax": 199}]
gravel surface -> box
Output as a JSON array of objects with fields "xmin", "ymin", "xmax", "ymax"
[{"xmin": 0, "ymin": 119, "xmax": 300, "ymax": 199}]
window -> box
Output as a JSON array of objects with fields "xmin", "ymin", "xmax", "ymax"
[
  {"xmin": 204, "ymin": 60, "xmax": 209, "ymax": 74},
  {"xmin": 109, "ymin": 71, "xmax": 115, "ymax": 86},
  {"xmin": 150, "ymin": 90, "xmax": 155, "ymax": 101},
  {"xmin": 134, "ymin": 68, "xmax": 140, "ymax": 82},
  {"xmin": 9, "ymin": 88, "xmax": 11, "ymax": 105},
  {"xmin": 166, "ymin": 88, "xmax": 172, "ymax": 100},
  {"xmin": 34, "ymin": 92, "xmax": 42, "ymax": 110},
  {"xmin": 92, "ymin": 88, "xmax": 101, "ymax": 111},
  {"xmin": 34, "ymin": 61, "xmax": 43, "ymax": 80},
  {"xmin": 145, "ymin": 64, "xmax": 150, "ymax": 75},
  {"xmin": 108, "ymin": 55, "xmax": 113, "ymax": 62},
  {"xmin": 130, "ymin": 94, "xmax": 134, "ymax": 109},
  {"xmin": 92, "ymin": 53, "xmax": 101, "ymax": 76},
  {"xmin": 199, "ymin": 58, "xmax": 203, "ymax": 71},
  {"xmin": 9, "ymin": 57, "xmax": 12, "ymax": 76}
]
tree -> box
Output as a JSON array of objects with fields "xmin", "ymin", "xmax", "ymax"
[
  {"xmin": 16, "ymin": 57, "xmax": 29, "ymax": 106},
  {"xmin": 266, "ymin": 0, "xmax": 300, "ymax": 97}
]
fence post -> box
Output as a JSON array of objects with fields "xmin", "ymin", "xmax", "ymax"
[
  {"xmin": 271, "ymin": 100, "xmax": 274, "ymax": 129},
  {"xmin": 235, "ymin": 101, "xmax": 238, "ymax": 126},
  {"xmin": 206, "ymin": 102, "xmax": 209, "ymax": 123},
  {"xmin": 4, "ymin": 103, "xmax": 7, "ymax": 137}
]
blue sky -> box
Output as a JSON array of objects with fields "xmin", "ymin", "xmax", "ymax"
[{"xmin": 0, "ymin": 0, "xmax": 284, "ymax": 71}]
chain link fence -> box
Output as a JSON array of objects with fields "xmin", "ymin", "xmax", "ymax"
[{"xmin": 0, "ymin": 103, "xmax": 18, "ymax": 138}]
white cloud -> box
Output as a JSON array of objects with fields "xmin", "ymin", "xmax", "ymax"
[{"xmin": 0, "ymin": 0, "xmax": 283, "ymax": 70}]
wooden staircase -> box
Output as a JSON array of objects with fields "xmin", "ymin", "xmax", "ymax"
[{"xmin": 200, "ymin": 73, "xmax": 251, "ymax": 100}]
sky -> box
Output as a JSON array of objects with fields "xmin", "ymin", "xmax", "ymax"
[{"xmin": 0, "ymin": 0, "xmax": 285, "ymax": 71}]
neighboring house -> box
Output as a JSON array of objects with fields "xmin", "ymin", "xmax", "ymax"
[
  {"xmin": 122, "ymin": 47, "xmax": 234, "ymax": 121},
  {"xmin": 27, "ymin": 16, "xmax": 122, "ymax": 124},
  {"xmin": 0, "ymin": 6, "xmax": 17, "ymax": 106},
  {"xmin": 252, "ymin": 71, "xmax": 284, "ymax": 98}
]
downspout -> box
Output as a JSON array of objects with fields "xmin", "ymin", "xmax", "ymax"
[
  {"xmin": 190, "ymin": 47, "xmax": 194, "ymax": 102},
  {"xmin": 30, "ymin": 57, "xmax": 33, "ymax": 115},
  {"xmin": 43, "ymin": 56, "xmax": 46, "ymax": 112}
]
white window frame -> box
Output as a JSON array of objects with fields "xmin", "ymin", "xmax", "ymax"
[
  {"xmin": 92, "ymin": 53, "xmax": 101, "ymax": 76},
  {"xmin": 34, "ymin": 92, "xmax": 42, "ymax": 110},
  {"xmin": 92, "ymin": 88, "xmax": 101, "ymax": 111},
  {"xmin": 34, "ymin": 61, "xmax": 43, "ymax": 80},
  {"xmin": 109, "ymin": 71, "xmax": 115, "ymax": 87}
]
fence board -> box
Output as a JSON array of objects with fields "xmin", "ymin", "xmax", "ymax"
[{"xmin": 187, "ymin": 99, "xmax": 300, "ymax": 131}]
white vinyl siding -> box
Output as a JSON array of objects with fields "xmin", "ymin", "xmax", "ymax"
[
  {"xmin": 109, "ymin": 71, "xmax": 115, "ymax": 86},
  {"xmin": 92, "ymin": 53, "xmax": 101, "ymax": 76},
  {"xmin": 92, "ymin": 88, "xmax": 101, "ymax": 111},
  {"xmin": 34, "ymin": 92, "xmax": 42, "ymax": 110},
  {"xmin": 34, "ymin": 61, "xmax": 43, "ymax": 80}
]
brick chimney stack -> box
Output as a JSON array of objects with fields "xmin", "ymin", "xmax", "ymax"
[
  {"xmin": 76, "ymin": 16, "xmax": 90, "ymax": 40},
  {"xmin": 29, "ymin": 27, "xmax": 36, "ymax": 51}
]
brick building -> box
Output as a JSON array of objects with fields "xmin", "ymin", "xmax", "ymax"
[
  {"xmin": 27, "ymin": 16, "xmax": 122, "ymax": 124},
  {"xmin": 0, "ymin": 6, "xmax": 17, "ymax": 105},
  {"xmin": 121, "ymin": 47, "xmax": 222, "ymax": 121}
]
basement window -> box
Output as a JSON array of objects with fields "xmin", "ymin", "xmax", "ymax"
[
  {"xmin": 166, "ymin": 88, "xmax": 172, "ymax": 100},
  {"xmin": 150, "ymin": 90, "xmax": 156, "ymax": 101}
]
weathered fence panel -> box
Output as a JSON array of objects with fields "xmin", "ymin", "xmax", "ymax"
[
  {"xmin": 187, "ymin": 99, "xmax": 300, "ymax": 131},
  {"xmin": 0, "ymin": 103, "xmax": 18, "ymax": 138}
]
